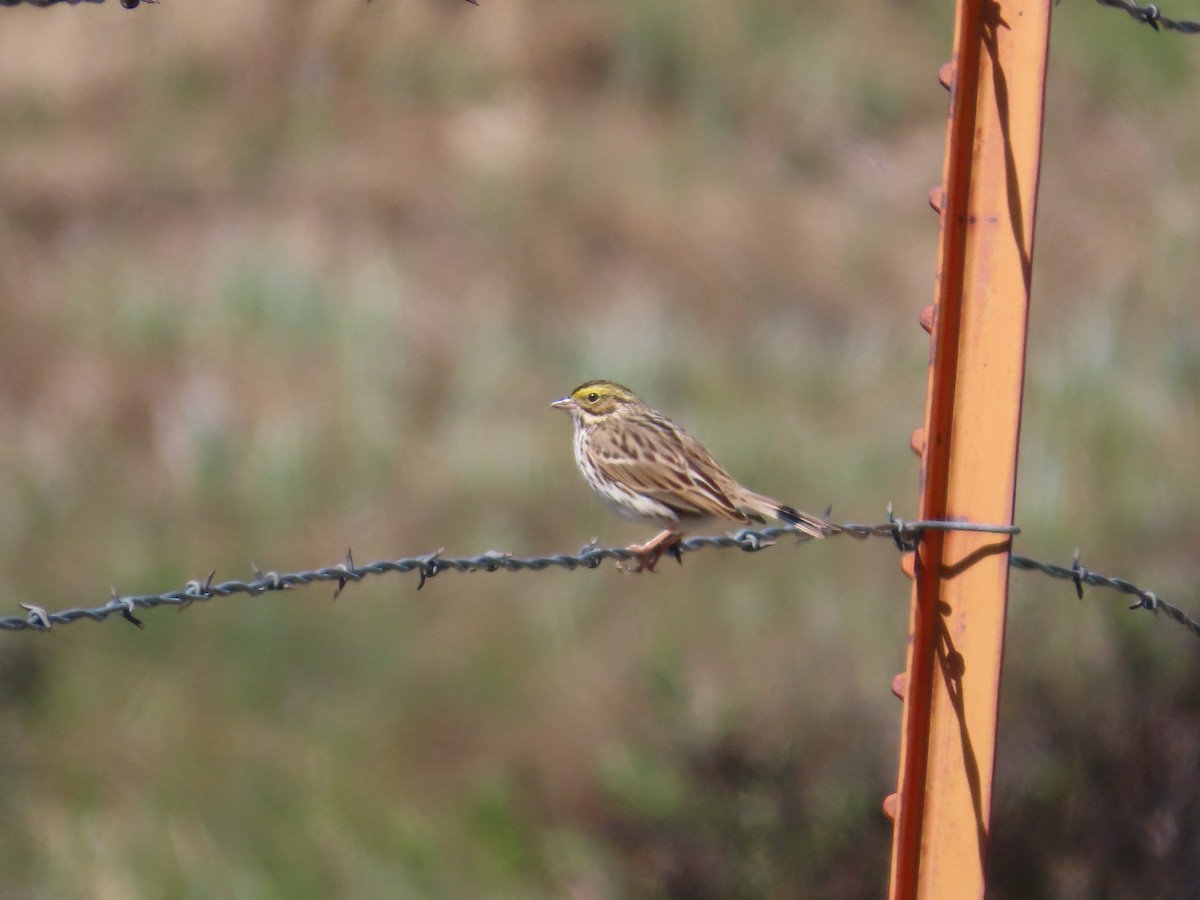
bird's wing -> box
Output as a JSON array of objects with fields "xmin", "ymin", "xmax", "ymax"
[{"xmin": 590, "ymin": 423, "xmax": 751, "ymax": 524}]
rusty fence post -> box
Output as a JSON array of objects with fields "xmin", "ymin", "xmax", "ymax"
[{"xmin": 886, "ymin": 0, "xmax": 1052, "ymax": 897}]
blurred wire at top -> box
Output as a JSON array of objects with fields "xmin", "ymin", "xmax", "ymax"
[
  {"xmin": 0, "ymin": 0, "xmax": 156, "ymax": 7},
  {"xmin": 1094, "ymin": 0, "xmax": 1200, "ymax": 33}
]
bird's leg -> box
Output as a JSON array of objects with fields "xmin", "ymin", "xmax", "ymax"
[{"xmin": 621, "ymin": 529, "xmax": 684, "ymax": 573}]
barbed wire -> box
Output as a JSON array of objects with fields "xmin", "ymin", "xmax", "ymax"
[
  {"xmin": 1009, "ymin": 550, "xmax": 1200, "ymax": 638},
  {"xmin": 1093, "ymin": 0, "xmax": 1200, "ymax": 33},
  {"xmin": 2, "ymin": 513, "xmax": 1197, "ymax": 640}
]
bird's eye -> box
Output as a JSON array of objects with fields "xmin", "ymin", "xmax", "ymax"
[{"xmin": 587, "ymin": 392, "xmax": 599, "ymax": 403}]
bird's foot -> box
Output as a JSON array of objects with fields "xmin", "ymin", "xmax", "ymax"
[{"xmin": 619, "ymin": 530, "xmax": 684, "ymax": 573}]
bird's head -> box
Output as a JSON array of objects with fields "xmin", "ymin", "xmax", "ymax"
[{"xmin": 551, "ymin": 380, "xmax": 643, "ymax": 422}]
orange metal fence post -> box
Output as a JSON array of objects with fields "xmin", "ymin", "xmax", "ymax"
[{"xmin": 886, "ymin": 1, "xmax": 1052, "ymax": 897}]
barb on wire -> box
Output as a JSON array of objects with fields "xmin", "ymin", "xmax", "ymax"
[{"xmin": 1093, "ymin": 0, "xmax": 1200, "ymax": 34}]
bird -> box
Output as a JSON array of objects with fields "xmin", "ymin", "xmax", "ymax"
[{"xmin": 551, "ymin": 380, "xmax": 832, "ymax": 572}]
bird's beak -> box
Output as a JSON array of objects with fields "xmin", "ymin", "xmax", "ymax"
[{"xmin": 550, "ymin": 396, "xmax": 575, "ymax": 411}]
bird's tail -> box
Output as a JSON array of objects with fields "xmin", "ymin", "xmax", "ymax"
[
  {"xmin": 741, "ymin": 491, "xmax": 835, "ymax": 538},
  {"xmin": 774, "ymin": 503, "xmax": 835, "ymax": 538}
]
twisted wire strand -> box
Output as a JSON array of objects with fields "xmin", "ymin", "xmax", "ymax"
[
  {"xmin": 2, "ymin": 515, "xmax": 1197, "ymax": 640},
  {"xmin": 1010, "ymin": 552, "xmax": 1200, "ymax": 638},
  {"xmin": 0, "ymin": 516, "xmax": 998, "ymax": 632}
]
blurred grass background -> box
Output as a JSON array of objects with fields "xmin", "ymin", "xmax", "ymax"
[{"xmin": 0, "ymin": 0, "xmax": 1198, "ymax": 897}]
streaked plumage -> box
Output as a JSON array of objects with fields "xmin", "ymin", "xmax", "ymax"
[{"xmin": 551, "ymin": 380, "xmax": 831, "ymax": 571}]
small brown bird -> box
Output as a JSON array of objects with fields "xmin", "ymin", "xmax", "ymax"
[{"xmin": 551, "ymin": 380, "xmax": 831, "ymax": 571}]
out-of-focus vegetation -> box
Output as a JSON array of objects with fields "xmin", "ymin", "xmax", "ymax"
[{"xmin": 0, "ymin": 1, "xmax": 1198, "ymax": 896}]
